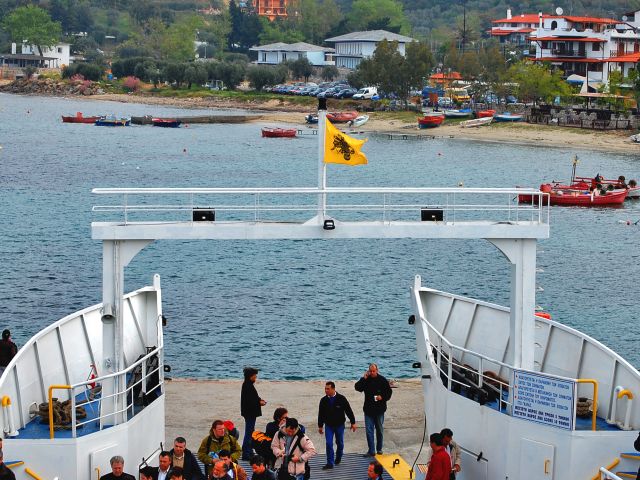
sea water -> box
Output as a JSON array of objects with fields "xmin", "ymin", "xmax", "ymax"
[{"xmin": 1, "ymin": 93, "xmax": 639, "ymax": 379}]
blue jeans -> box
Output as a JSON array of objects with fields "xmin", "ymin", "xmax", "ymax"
[
  {"xmin": 242, "ymin": 416, "xmax": 256, "ymax": 459},
  {"xmin": 364, "ymin": 413, "xmax": 384, "ymax": 454},
  {"xmin": 325, "ymin": 424, "xmax": 345, "ymax": 465}
]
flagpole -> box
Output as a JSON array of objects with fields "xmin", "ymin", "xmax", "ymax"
[{"xmin": 317, "ymin": 97, "xmax": 327, "ymax": 221}]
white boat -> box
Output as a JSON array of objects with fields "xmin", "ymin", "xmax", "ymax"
[
  {"xmin": 347, "ymin": 115, "xmax": 369, "ymax": 127},
  {"xmin": 460, "ymin": 117, "xmax": 493, "ymax": 128},
  {"xmin": 443, "ymin": 109, "xmax": 473, "ymax": 118},
  {"xmin": 630, "ymin": 133, "xmax": 640, "ymax": 143},
  {"xmin": 2, "ymin": 104, "xmax": 638, "ymax": 480}
]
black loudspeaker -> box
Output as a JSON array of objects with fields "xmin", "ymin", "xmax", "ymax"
[
  {"xmin": 421, "ymin": 208, "xmax": 443, "ymax": 222},
  {"xmin": 193, "ymin": 209, "xmax": 215, "ymax": 222}
]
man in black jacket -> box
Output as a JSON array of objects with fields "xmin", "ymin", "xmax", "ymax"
[
  {"xmin": 318, "ymin": 381, "xmax": 357, "ymax": 470},
  {"xmin": 170, "ymin": 437, "xmax": 204, "ymax": 480},
  {"xmin": 354, "ymin": 363, "xmax": 392, "ymax": 456},
  {"xmin": 240, "ymin": 367, "xmax": 266, "ymax": 461}
]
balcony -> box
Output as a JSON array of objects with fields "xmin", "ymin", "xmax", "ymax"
[{"xmin": 551, "ymin": 49, "xmax": 586, "ymax": 57}]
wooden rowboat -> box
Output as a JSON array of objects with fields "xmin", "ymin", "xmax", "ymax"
[{"xmin": 261, "ymin": 127, "xmax": 297, "ymax": 138}]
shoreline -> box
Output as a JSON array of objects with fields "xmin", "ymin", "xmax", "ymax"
[
  {"xmin": 4, "ymin": 90, "xmax": 638, "ymax": 154},
  {"xmin": 165, "ymin": 378, "xmax": 426, "ymax": 462}
]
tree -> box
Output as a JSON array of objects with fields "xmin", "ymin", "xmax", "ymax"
[
  {"xmin": 164, "ymin": 62, "xmax": 185, "ymax": 87},
  {"xmin": 347, "ymin": 0, "xmax": 409, "ymax": 34},
  {"xmin": 506, "ymin": 60, "xmax": 571, "ymax": 105},
  {"xmin": 207, "ymin": 60, "xmax": 247, "ymax": 90},
  {"xmin": 228, "ymin": 0, "xmax": 262, "ymax": 51},
  {"xmin": 161, "ymin": 15, "xmax": 203, "ymax": 62},
  {"xmin": 258, "ymin": 17, "xmax": 304, "ymax": 44},
  {"xmin": 247, "ymin": 65, "xmax": 276, "ymax": 91},
  {"xmin": 184, "ymin": 63, "xmax": 208, "ymax": 89},
  {"xmin": 288, "ymin": 57, "xmax": 313, "ymax": 81},
  {"xmin": 3, "ymin": 5, "xmax": 62, "ymax": 57},
  {"xmin": 299, "ymin": 0, "xmax": 342, "ymax": 44},
  {"xmin": 321, "ymin": 65, "xmax": 339, "ymax": 81}
]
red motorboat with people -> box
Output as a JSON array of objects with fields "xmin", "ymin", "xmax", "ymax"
[
  {"xmin": 261, "ymin": 127, "xmax": 297, "ymax": 138},
  {"xmin": 61, "ymin": 112, "xmax": 101, "ymax": 124},
  {"xmin": 518, "ymin": 155, "xmax": 631, "ymax": 206},
  {"xmin": 417, "ymin": 113, "xmax": 445, "ymax": 129},
  {"xmin": 326, "ymin": 111, "xmax": 358, "ymax": 123}
]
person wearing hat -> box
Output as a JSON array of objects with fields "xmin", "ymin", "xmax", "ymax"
[
  {"xmin": 0, "ymin": 330, "xmax": 17, "ymax": 376},
  {"xmin": 240, "ymin": 367, "xmax": 266, "ymax": 461}
]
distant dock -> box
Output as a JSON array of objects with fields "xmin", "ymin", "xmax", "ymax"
[{"xmin": 131, "ymin": 115, "xmax": 261, "ymax": 125}]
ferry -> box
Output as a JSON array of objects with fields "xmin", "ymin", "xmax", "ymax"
[{"xmin": 1, "ymin": 100, "xmax": 637, "ymax": 480}]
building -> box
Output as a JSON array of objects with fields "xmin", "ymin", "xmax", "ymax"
[
  {"xmin": 254, "ymin": 0, "xmax": 290, "ymax": 21},
  {"xmin": 491, "ymin": 9, "xmax": 640, "ymax": 85},
  {"xmin": 1, "ymin": 42, "xmax": 70, "ymax": 69},
  {"xmin": 250, "ymin": 42, "xmax": 334, "ymax": 66},
  {"xmin": 324, "ymin": 30, "xmax": 416, "ymax": 69}
]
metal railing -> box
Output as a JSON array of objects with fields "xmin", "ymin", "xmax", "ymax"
[
  {"xmin": 92, "ymin": 187, "xmax": 549, "ymax": 226},
  {"xmin": 47, "ymin": 345, "xmax": 163, "ymax": 439},
  {"xmin": 421, "ymin": 314, "xmax": 603, "ymax": 430},
  {"xmin": 599, "ymin": 467, "xmax": 623, "ymax": 480}
]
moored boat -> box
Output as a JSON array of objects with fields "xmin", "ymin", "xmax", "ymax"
[
  {"xmin": 95, "ymin": 115, "xmax": 131, "ymax": 127},
  {"xmin": 326, "ymin": 111, "xmax": 358, "ymax": 123},
  {"xmin": 476, "ymin": 109, "xmax": 496, "ymax": 118},
  {"xmin": 305, "ymin": 114, "xmax": 318, "ymax": 124},
  {"xmin": 261, "ymin": 127, "xmax": 297, "ymax": 138},
  {"xmin": 347, "ymin": 115, "xmax": 369, "ymax": 127},
  {"xmin": 494, "ymin": 112, "xmax": 523, "ymax": 122},
  {"xmin": 572, "ymin": 175, "xmax": 639, "ymax": 199},
  {"xmin": 418, "ymin": 113, "xmax": 445, "ymax": 129},
  {"xmin": 443, "ymin": 108, "xmax": 472, "ymax": 118},
  {"xmin": 151, "ymin": 118, "xmax": 181, "ymax": 128},
  {"xmin": 460, "ymin": 117, "xmax": 492, "ymax": 128},
  {"xmin": 62, "ymin": 112, "xmax": 101, "ymax": 124}
]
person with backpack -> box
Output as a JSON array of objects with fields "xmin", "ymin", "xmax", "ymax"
[
  {"xmin": 241, "ymin": 367, "xmax": 267, "ymax": 461},
  {"xmin": 197, "ymin": 420, "xmax": 242, "ymax": 476},
  {"xmin": 271, "ymin": 418, "xmax": 315, "ymax": 480}
]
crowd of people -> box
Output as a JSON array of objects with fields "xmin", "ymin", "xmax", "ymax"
[{"xmin": 96, "ymin": 363, "xmax": 463, "ymax": 480}]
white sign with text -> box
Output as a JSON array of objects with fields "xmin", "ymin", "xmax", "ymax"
[{"xmin": 512, "ymin": 370, "xmax": 576, "ymax": 430}]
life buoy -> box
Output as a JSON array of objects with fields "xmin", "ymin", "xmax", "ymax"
[{"xmin": 535, "ymin": 312, "xmax": 552, "ymax": 319}]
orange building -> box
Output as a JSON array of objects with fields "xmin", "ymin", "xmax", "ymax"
[{"xmin": 255, "ymin": 0, "xmax": 290, "ymax": 20}]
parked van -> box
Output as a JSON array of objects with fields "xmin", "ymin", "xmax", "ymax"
[{"xmin": 353, "ymin": 86, "xmax": 378, "ymax": 100}]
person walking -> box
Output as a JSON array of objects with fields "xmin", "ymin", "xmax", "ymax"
[
  {"xmin": 241, "ymin": 367, "xmax": 266, "ymax": 461},
  {"xmin": 354, "ymin": 363, "xmax": 392, "ymax": 456},
  {"xmin": 0, "ymin": 330, "xmax": 17, "ymax": 376},
  {"xmin": 317, "ymin": 381, "xmax": 356, "ymax": 469},
  {"xmin": 426, "ymin": 433, "xmax": 451, "ymax": 480}
]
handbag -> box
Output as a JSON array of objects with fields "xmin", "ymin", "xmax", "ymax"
[{"xmin": 277, "ymin": 466, "xmax": 296, "ymax": 480}]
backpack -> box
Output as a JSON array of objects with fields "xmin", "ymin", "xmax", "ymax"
[
  {"xmin": 276, "ymin": 430, "xmax": 311, "ymax": 480},
  {"xmin": 252, "ymin": 430, "xmax": 276, "ymax": 465}
]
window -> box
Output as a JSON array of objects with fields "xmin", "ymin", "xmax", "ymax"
[
  {"xmin": 592, "ymin": 42, "xmax": 600, "ymax": 52},
  {"xmin": 58, "ymin": 47, "xmax": 63, "ymax": 53},
  {"xmin": 551, "ymin": 21, "xmax": 557, "ymax": 29},
  {"xmin": 261, "ymin": 52, "xmax": 266, "ymax": 62}
]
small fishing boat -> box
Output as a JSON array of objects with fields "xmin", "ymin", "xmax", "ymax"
[
  {"xmin": 519, "ymin": 184, "xmax": 628, "ymax": 206},
  {"xmin": 347, "ymin": 115, "xmax": 369, "ymax": 127},
  {"xmin": 460, "ymin": 117, "xmax": 492, "ymax": 128},
  {"xmin": 630, "ymin": 133, "xmax": 640, "ymax": 143},
  {"xmin": 476, "ymin": 109, "xmax": 496, "ymax": 118},
  {"xmin": 326, "ymin": 111, "xmax": 358, "ymax": 123},
  {"xmin": 152, "ymin": 118, "xmax": 182, "ymax": 128},
  {"xmin": 305, "ymin": 114, "xmax": 318, "ymax": 124},
  {"xmin": 261, "ymin": 127, "xmax": 297, "ymax": 138},
  {"xmin": 417, "ymin": 113, "xmax": 445, "ymax": 129},
  {"xmin": 95, "ymin": 115, "xmax": 131, "ymax": 127},
  {"xmin": 572, "ymin": 175, "xmax": 639, "ymax": 199},
  {"xmin": 62, "ymin": 112, "xmax": 101, "ymax": 124},
  {"xmin": 443, "ymin": 108, "xmax": 472, "ymax": 118},
  {"xmin": 494, "ymin": 112, "xmax": 523, "ymax": 122}
]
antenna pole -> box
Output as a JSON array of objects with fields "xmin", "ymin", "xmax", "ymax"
[{"xmin": 317, "ymin": 98, "xmax": 327, "ymax": 221}]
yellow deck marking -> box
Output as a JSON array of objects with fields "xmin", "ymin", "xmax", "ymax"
[{"xmin": 376, "ymin": 453, "xmax": 418, "ymax": 480}]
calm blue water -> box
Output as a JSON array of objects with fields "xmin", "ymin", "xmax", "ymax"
[{"xmin": 1, "ymin": 93, "xmax": 639, "ymax": 380}]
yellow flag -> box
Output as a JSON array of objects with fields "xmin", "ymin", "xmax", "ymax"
[{"xmin": 324, "ymin": 119, "xmax": 368, "ymax": 166}]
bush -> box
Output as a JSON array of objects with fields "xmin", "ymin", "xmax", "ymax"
[
  {"xmin": 321, "ymin": 65, "xmax": 339, "ymax": 81},
  {"xmin": 123, "ymin": 76, "xmax": 141, "ymax": 92},
  {"xmin": 206, "ymin": 61, "xmax": 247, "ymax": 90},
  {"xmin": 247, "ymin": 65, "xmax": 277, "ymax": 91},
  {"xmin": 62, "ymin": 63, "xmax": 104, "ymax": 81},
  {"xmin": 24, "ymin": 66, "xmax": 37, "ymax": 79}
]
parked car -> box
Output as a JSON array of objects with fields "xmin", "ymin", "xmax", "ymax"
[
  {"xmin": 335, "ymin": 88, "xmax": 357, "ymax": 99},
  {"xmin": 505, "ymin": 95, "xmax": 518, "ymax": 104},
  {"xmin": 353, "ymin": 86, "xmax": 378, "ymax": 100}
]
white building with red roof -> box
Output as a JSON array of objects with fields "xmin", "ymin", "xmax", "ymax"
[{"xmin": 491, "ymin": 8, "xmax": 640, "ymax": 85}]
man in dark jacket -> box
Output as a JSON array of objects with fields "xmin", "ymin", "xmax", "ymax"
[
  {"xmin": 0, "ymin": 449, "xmax": 16, "ymax": 480},
  {"xmin": 0, "ymin": 330, "xmax": 17, "ymax": 375},
  {"xmin": 241, "ymin": 367, "xmax": 266, "ymax": 461},
  {"xmin": 170, "ymin": 437, "xmax": 204, "ymax": 480},
  {"xmin": 249, "ymin": 455, "xmax": 275, "ymax": 480},
  {"xmin": 354, "ymin": 363, "xmax": 392, "ymax": 456},
  {"xmin": 318, "ymin": 381, "xmax": 357, "ymax": 469}
]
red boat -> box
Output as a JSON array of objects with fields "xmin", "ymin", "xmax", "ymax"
[
  {"xmin": 62, "ymin": 112, "xmax": 101, "ymax": 124},
  {"xmin": 476, "ymin": 109, "xmax": 496, "ymax": 118},
  {"xmin": 152, "ymin": 118, "xmax": 181, "ymax": 128},
  {"xmin": 326, "ymin": 111, "xmax": 358, "ymax": 123},
  {"xmin": 519, "ymin": 184, "xmax": 628, "ymax": 206},
  {"xmin": 261, "ymin": 127, "xmax": 297, "ymax": 138},
  {"xmin": 417, "ymin": 114, "xmax": 444, "ymax": 129},
  {"xmin": 572, "ymin": 175, "xmax": 639, "ymax": 199}
]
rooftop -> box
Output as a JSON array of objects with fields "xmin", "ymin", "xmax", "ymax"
[
  {"xmin": 250, "ymin": 42, "xmax": 334, "ymax": 52},
  {"xmin": 325, "ymin": 30, "xmax": 415, "ymax": 43}
]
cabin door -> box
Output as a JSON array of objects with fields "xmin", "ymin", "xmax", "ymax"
[
  {"xmin": 519, "ymin": 438, "xmax": 554, "ymax": 479},
  {"xmin": 90, "ymin": 444, "xmax": 120, "ymax": 479}
]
